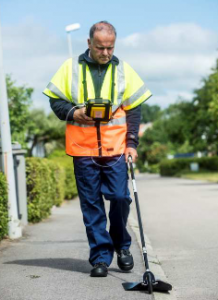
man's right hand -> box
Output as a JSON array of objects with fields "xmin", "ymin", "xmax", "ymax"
[{"xmin": 73, "ymin": 107, "xmax": 95, "ymax": 125}]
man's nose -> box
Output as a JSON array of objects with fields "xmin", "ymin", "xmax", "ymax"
[{"xmin": 102, "ymin": 48, "xmax": 108, "ymax": 55}]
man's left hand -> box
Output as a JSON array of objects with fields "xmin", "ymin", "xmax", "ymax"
[{"xmin": 125, "ymin": 147, "xmax": 138, "ymax": 163}]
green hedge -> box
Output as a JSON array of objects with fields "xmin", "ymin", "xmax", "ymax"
[
  {"xmin": 64, "ymin": 164, "xmax": 78, "ymax": 199},
  {"xmin": 26, "ymin": 156, "xmax": 77, "ymax": 223},
  {"xmin": 48, "ymin": 150, "xmax": 77, "ymax": 200},
  {"xmin": 48, "ymin": 160, "xmax": 65, "ymax": 206},
  {"xmin": 0, "ymin": 172, "xmax": 8, "ymax": 240},
  {"xmin": 0, "ymin": 155, "xmax": 77, "ymax": 234},
  {"xmin": 26, "ymin": 158, "xmax": 66, "ymax": 223},
  {"xmin": 160, "ymin": 156, "xmax": 218, "ymax": 176}
]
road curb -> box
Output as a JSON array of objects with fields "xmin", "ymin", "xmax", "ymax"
[{"xmin": 128, "ymin": 213, "xmax": 178, "ymax": 300}]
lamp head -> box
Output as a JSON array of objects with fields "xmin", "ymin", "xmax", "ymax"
[{"xmin": 65, "ymin": 23, "xmax": 80, "ymax": 32}]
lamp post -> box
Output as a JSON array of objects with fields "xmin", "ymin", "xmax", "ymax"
[
  {"xmin": 0, "ymin": 19, "xmax": 22, "ymax": 238},
  {"xmin": 65, "ymin": 23, "xmax": 80, "ymax": 58}
]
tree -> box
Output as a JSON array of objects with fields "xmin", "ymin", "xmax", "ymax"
[
  {"xmin": 208, "ymin": 59, "xmax": 218, "ymax": 123},
  {"xmin": 5, "ymin": 75, "xmax": 65, "ymax": 156},
  {"xmin": 137, "ymin": 57, "xmax": 218, "ymax": 171},
  {"xmin": 27, "ymin": 109, "xmax": 65, "ymax": 157},
  {"xmin": 137, "ymin": 100, "xmax": 196, "ymax": 170},
  {"xmin": 7, "ymin": 75, "xmax": 33, "ymax": 148},
  {"xmin": 141, "ymin": 103, "xmax": 161, "ymax": 123},
  {"xmin": 191, "ymin": 59, "xmax": 218, "ymax": 154}
]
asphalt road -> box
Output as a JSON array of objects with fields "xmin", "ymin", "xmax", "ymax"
[{"xmin": 131, "ymin": 174, "xmax": 218, "ymax": 300}]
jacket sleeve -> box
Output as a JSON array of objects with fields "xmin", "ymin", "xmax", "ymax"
[
  {"xmin": 49, "ymin": 98, "xmax": 76, "ymax": 121},
  {"xmin": 43, "ymin": 58, "xmax": 73, "ymax": 101},
  {"xmin": 126, "ymin": 105, "xmax": 141, "ymax": 149},
  {"xmin": 122, "ymin": 62, "xmax": 152, "ymax": 110}
]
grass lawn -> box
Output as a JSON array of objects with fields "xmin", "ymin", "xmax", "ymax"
[{"xmin": 181, "ymin": 172, "xmax": 218, "ymax": 183}]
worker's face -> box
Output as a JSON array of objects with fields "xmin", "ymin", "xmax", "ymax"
[{"xmin": 88, "ymin": 31, "xmax": 116, "ymax": 64}]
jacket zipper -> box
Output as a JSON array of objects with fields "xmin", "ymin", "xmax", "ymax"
[{"xmin": 97, "ymin": 65, "xmax": 102, "ymax": 98}]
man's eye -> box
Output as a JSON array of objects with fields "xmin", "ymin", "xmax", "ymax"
[{"xmin": 97, "ymin": 47, "xmax": 113, "ymax": 50}]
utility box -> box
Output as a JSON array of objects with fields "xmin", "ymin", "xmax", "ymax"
[{"xmin": 0, "ymin": 143, "xmax": 28, "ymax": 227}]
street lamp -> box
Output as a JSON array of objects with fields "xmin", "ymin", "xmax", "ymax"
[{"xmin": 65, "ymin": 23, "xmax": 80, "ymax": 58}]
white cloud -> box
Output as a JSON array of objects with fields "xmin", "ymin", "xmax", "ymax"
[
  {"xmin": 2, "ymin": 18, "xmax": 86, "ymax": 111},
  {"xmin": 2, "ymin": 20, "xmax": 218, "ymax": 111},
  {"xmin": 116, "ymin": 23, "xmax": 218, "ymax": 107},
  {"xmin": 121, "ymin": 23, "xmax": 218, "ymax": 53}
]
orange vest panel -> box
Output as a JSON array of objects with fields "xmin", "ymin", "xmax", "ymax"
[{"xmin": 65, "ymin": 108, "xmax": 127, "ymax": 157}]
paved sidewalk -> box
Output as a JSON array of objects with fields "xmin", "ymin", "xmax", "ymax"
[{"xmin": 0, "ymin": 199, "xmax": 159, "ymax": 300}]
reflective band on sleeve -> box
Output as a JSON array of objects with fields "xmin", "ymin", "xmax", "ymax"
[
  {"xmin": 124, "ymin": 90, "xmax": 152, "ymax": 111},
  {"xmin": 71, "ymin": 57, "xmax": 79, "ymax": 104},
  {"xmin": 123, "ymin": 83, "xmax": 150, "ymax": 107},
  {"xmin": 116, "ymin": 60, "xmax": 125, "ymax": 106},
  {"xmin": 47, "ymin": 82, "xmax": 70, "ymax": 102},
  {"xmin": 67, "ymin": 115, "xmax": 126, "ymax": 127}
]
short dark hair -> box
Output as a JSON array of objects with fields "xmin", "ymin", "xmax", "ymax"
[{"xmin": 89, "ymin": 21, "xmax": 117, "ymax": 39}]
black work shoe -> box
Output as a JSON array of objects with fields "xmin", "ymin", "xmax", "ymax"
[
  {"xmin": 90, "ymin": 262, "xmax": 108, "ymax": 277},
  {"xmin": 117, "ymin": 249, "xmax": 134, "ymax": 271}
]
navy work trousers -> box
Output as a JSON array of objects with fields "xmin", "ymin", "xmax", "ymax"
[{"xmin": 73, "ymin": 155, "xmax": 132, "ymax": 267}]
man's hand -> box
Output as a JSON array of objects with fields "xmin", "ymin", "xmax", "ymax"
[
  {"xmin": 73, "ymin": 107, "xmax": 95, "ymax": 125},
  {"xmin": 125, "ymin": 147, "xmax": 138, "ymax": 163}
]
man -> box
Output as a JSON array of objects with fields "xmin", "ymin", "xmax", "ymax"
[{"xmin": 43, "ymin": 21, "xmax": 152, "ymax": 277}]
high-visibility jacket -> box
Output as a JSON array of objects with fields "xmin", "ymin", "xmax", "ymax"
[{"xmin": 43, "ymin": 56, "xmax": 152, "ymax": 157}]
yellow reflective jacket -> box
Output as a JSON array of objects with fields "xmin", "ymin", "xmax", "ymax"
[{"xmin": 43, "ymin": 56, "xmax": 152, "ymax": 157}]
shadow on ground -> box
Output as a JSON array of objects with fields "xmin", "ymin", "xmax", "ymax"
[{"xmin": 4, "ymin": 258, "xmax": 90, "ymax": 274}]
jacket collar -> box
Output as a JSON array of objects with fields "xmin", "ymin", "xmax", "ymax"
[{"xmin": 78, "ymin": 49, "xmax": 119, "ymax": 65}]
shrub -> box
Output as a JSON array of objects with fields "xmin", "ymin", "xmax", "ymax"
[
  {"xmin": 160, "ymin": 156, "xmax": 218, "ymax": 176},
  {"xmin": 0, "ymin": 172, "xmax": 8, "ymax": 240},
  {"xmin": 48, "ymin": 150, "xmax": 77, "ymax": 199},
  {"xmin": 47, "ymin": 160, "xmax": 65, "ymax": 206},
  {"xmin": 26, "ymin": 158, "xmax": 65, "ymax": 222},
  {"xmin": 64, "ymin": 164, "xmax": 77, "ymax": 199}
]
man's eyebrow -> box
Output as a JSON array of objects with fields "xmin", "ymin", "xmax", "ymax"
[{"xmin": 96, "ymin": 46, "xmax": 114, "ymax": 49}]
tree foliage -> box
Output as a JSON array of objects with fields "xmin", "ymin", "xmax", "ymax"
[
  {"xmin": 7, "ymin": 75, "xmax": 33, "ymax": 148},
  {"xmin": 27, "ymin": 109, "xmax": 65, "ymax": 156},
  {"xmin": 192, "ymin": 59, "xmax": 218, "ymax": 154},
  {"xmin": 141, "ymin": 103, "xmax": 161, "ymax": 123},
  {"xmin": 5, "ymin": 76, "xmax": 65, "ymax": 156},
  {"xmin": 137, "ymin": 58, "xmax": 218, "ymax": 170}
]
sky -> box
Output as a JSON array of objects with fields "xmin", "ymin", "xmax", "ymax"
[{"xmin": 1, "ymin": 0, "xmax": 218, "ymax": 113}]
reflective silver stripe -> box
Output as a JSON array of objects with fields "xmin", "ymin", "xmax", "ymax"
[
  {"xmin": 67, "ymin": 122, "xmax": 95, "ymax": 127},
  {"xmin": 123, "ymin": 83, "xmax": 149, "ymax": 107},
  {"xmin": 67, "ymin": 116, "xmax": 126, "ymax": 127},
  {"xmin": 71, "ymin": 56, "xmax": 79, "ymax": 104},
  {"xmin": 115, "ymin": 60, "xmax": 125, "ymax": 111},
  {"xmin": 112, "ymin": 104, "xmax": 120, "ymax": 113},
  {"xmin": 101, "ymin": 116, "xmax": 126, "ymax": 126},
  {"xmin": 47, "ymin": 82, "xmax": 70, "ymax": 102}
]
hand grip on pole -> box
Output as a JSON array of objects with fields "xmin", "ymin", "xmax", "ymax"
[{"xmin": 128, "ymin": 155, "xmax": 135, "ymax": 181}]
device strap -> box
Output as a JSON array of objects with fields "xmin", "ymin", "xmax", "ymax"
[
  {"xmin": 111, "ymin": 61, "xmax": 116, "ymax": 105},
  {"xmin": 82, "ymin": 61, "xmax": 88, "ymax": 103}
]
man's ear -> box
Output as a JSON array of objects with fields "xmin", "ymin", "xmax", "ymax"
[{"xmin": 87, "ymin": 38, "xmax": 91, "ymax": 49}]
